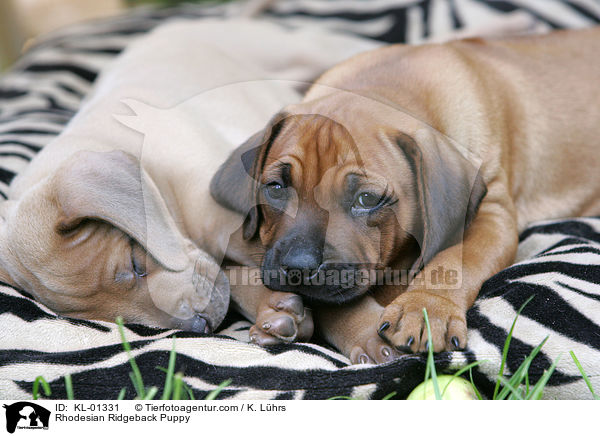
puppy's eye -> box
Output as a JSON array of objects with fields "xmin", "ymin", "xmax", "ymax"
[
  {"xmin": 131, "ymin": 242, "xmax": 147, "ymax": 277},
  {"xmin": 353, "ymin": 192, "xmax": 382, "ymax": 210},
  {"xmin": 265, "ymin": 182, "xmax": 286, "ymax": 201}
]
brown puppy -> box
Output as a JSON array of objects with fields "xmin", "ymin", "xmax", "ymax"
[{"xmin": 211, "ymin": 27, "xmax": 600, "ymax": 363}]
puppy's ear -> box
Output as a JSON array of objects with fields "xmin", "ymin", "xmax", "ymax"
[
  {"xmin": 396, "ymin": 130, "xmax": 487, "ymax": 273},
  {"xmin": 209, "ymin": 129, "xmax": 264, "ymax": 240},
  {"xmin": 210, "ymin": 112, "xmax": 288, "ymax": 240},
  {"xmin": 54, "ymin": 150, "xmax": 189, "ymax": 271}
]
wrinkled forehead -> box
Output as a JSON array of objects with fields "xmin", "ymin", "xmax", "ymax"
[
  {"xmin": 265, "ymin": 114, "xmax": 364, "ymax": 171},
  {"xmin": 262, "ymin": 103, "xmax": 423, "ymax": 190},
  {"xmin": 285, "ymin": 89, "xmax": 426, "ymax": 134}
]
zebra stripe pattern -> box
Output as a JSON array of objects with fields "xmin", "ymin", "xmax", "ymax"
[{"xmin": 0, "ymin": 0, "xmax": 598, "ymax": 399}]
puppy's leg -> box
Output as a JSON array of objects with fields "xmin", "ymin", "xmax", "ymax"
[
  {"xmin": 315, "ymin": 296, "xmax": 400, "ymax": 364},
  {"xmin": 225, "ymin": 266, "xmax": 313, "ymax": 345},
  {"xmin": 379, "ymin": 177, "xmax": 518, "ymax": 353}
]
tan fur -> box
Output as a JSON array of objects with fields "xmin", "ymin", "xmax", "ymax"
[
  {"xmin": 216, "ymin": 28, "xmax": 600, "ymax": 362},
  {"xmin": 0, "ymin": 19, "xmax": 383, "ymax": 338},
  {"xmin": 0, "ymin": 148, "xmax": 230, "ymax": 331}
]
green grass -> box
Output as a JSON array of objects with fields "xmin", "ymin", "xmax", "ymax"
[
  {"xmin": 422, "ymin": 308, "xmax": 442, "ymax": 399},
  {"xmin": 32, "ymin": 308, "xmax": 598, "ymax": 400},
  {"xmin": 32, "ymin": 317, "xmax": 231, "ymax": 400},
  {"xmin": 418, "ymin": 297, "xmax": 578, "ymax": 400},
  {"xmin": 32, "ymin": 376, "xmax": 52, "ymax": 400},
  {"xmin": 493, "ymin": 295, "xmax": 535, "ymax": 398},
  {"xmin": 569, "ymin": 350, "xmax": 600, "ymax": 400}
]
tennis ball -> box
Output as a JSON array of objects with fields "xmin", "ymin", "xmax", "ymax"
[{"xmin": 406, "ymin": 375, "xmax": 478, "ymax": 400}]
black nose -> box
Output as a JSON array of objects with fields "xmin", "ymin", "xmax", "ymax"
[
  {"xmin": 281, "ymin": 245, "xmax": 322, "ymax": 272},
  {"xmin": 179, "ymin": 314, "xmax": 212, "ymax": 334}
]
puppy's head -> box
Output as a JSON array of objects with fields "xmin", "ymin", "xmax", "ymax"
[
  {"xmin": 0, "ymin": 150, "xmax": 229, "ymax": 332},
  {"xmin": 211, "ymin": 94, "xmax": 485, "ymax": 304}
]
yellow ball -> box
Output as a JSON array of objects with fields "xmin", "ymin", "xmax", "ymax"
[{"xmin": 406, "ymin": 375, "xmax": 478, "ymax": 400}]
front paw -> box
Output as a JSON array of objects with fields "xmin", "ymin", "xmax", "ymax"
[
  {"xmin": 249, "ymin": 292, "xmax": 313, "ymax": 346},
  {"xmin": 349, "ymin": 334, "xmax": 401, "ymax": 365},
  {"xmin": 378, "ymin": 291, "xmax": 467, "ymax": 353}
]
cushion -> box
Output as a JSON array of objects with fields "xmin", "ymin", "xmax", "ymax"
[{"xmin": 1, "ymin": 0, "xmax": 599, "ymax": 400}]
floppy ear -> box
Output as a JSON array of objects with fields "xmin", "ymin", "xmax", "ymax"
[
  {"xmin": 210, "ymin": 112, "xmax": 288, "ymax": 240},
  {"xmin": 209, "ymin": 129, "xmax": 265, "ymax": 240},
  {"xmin": 396, "ymin": 130, "xmax": 487, "ymax": 274},
  {"xmin": 54, "ymin": 150, "xmax": 189, "ymax": 271}
]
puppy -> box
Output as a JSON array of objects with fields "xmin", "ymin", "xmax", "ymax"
[
  {"xmin": 211, "ymin": 27, "xmax": 600, "ymax": 362},
  {"xmin": 0, "ymin": 19, "xmax": 381, "ymax": 336}
]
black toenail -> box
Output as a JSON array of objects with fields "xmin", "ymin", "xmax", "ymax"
[
  {"xmin": 406, "ymin": 336, "xmax": 414, "ymax": 347},
  {"xmin": 381, "ymin": 347, "xmax": 390, "ymax": 357},
  {"xmin": 451, "ymin": 336, "xmax": 460, "ymax": 348},
  {"xmin": 262, "ymin": 322, "xmax": 271, "ymax": 330},
  {"xmin": 395, "ymin": 345, "xmax": 412, "ymax": 354},
  {"xmin": 359, "ymin": 354, "xmax": 369, "ymax": 364},
  {"xmin": 378, "ymin": 322, "xmax": 390, "ymax": 341}
]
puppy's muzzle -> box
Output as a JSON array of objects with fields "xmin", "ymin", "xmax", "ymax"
[
  {"xmin": 173, "ymin": 313, "xmax": 212, "ymax": 334},
  {"xmin": 262, "ymin": 236, "xmax": 368, "ymax": 304},
  {"xmin": 279, "ymin": 240, "xmax": 323, "ymax": 280},
  {"xmin": 150, "ymin": 251, "xmax": 230, "ymax": 334}
]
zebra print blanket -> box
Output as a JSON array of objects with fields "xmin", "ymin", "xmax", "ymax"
[{"xmin": 1, "ymin": 0, "xmax": 599, "ymax": 400}]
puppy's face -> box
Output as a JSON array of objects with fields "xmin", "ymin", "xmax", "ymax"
[
  {"xmin": 0, "ymin": 150, "xmax": 229, "ymax": 332},
  {"xmin": 211, "ymin": 93, "xmax": 486, "ymax": 305},
  {"xmin": 255, "ymin": 114, "xmax": 419, "ymax": 303}
]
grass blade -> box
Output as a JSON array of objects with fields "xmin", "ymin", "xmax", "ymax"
[
  {"xmin": 117, "ymin": 388, "xmax": 127, "ymax": 400},
  {"xmin": 497, "ymin": 376, "xmax": 524, "ymax": 400},
  {"xmin": 468, "ymin": 368, "xmax": 483, "ymax": 400},
  {"xmin": 144, "ymin": 386, "xmax": 159, "ymax": 400},
  {"xmin": 129, "ymin": 373, "xmax": 141, "ymax": 399},
  {"xmin": 205, "ymin": 379, "xmax": 232, "ymax": 400},
  {"xmin": 422, "ymin": 308, "xmax": 441, "ymax": 400},
  {"xmin": 157, "ymin": 364, "xmax": 196, "ymax": 400},
  {"xmin": 526, "ymin": 354, "xmax": 561, "ymax": 400},
  {"xmin": 493, "ymin": 295, "xmax": 535, "ymax": 399},
  {"xmin": 32, "ymin": 376, "xmax": 52, "ymax": 400},
  {"xmin": 381, "ymin": 391, "xmax": 397, "ymax": 400},
  {"xmin": 116, "ymin": 316, "xmax": 146, "ymax": 399},
  {"xmin": 183, "ymin": 382, "xmax": 196, "ymax": 400},
  {"xmin": 441, "ymin": 360, "xmax": 487, "ymax": 397},
  {"xmin": 172, "ymin": 372, "xmax": 184, "ymax": 400},
  {"xmin": 64, "ymin": 374, "xmax": 74, "ymax": 400},
  {"xmin": 161, "ymin": 336, "xmax": 177, "ymax": 400},
  {"xmin": 570, "ymin": 351, "xmax": 600, "ymax": 400},
  {"xmin": 495, "ymin": 336, "xmax": 548, "ymax": 400}
]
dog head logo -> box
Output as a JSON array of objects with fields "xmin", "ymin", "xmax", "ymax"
[{"xmin": 3, "ymin": 402, "xmax": 50, "ymax": 433}]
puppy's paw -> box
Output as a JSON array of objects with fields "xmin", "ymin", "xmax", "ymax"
[
  {"xmin": 349, "ymin": 335, "xmax": 401, "ymax": 365},
  {"xmin": 249, "ymin": 292, "xmax": 313, "ymax": 346},
  {"xmin": 378, "ymin": 291, "xmax": 467, "ymax": 353}
]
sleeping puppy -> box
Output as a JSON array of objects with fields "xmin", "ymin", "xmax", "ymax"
[
  {"xmin": 211, "ymin": 27, "xmax": 600, "ymax": 362},
  {"xmin": 0, "ymin": 23, "xmax": 240, "ymax": 333},
  {"xmin": 0, "ymin": 19, "xmax": 381, "ymax": 336}
]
